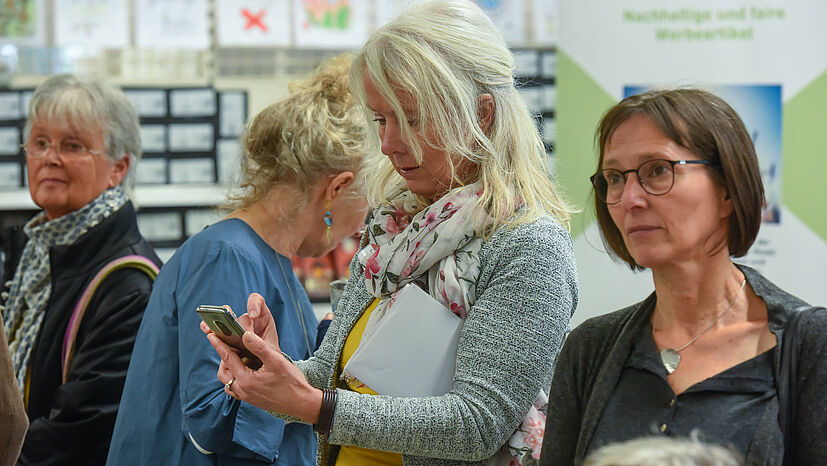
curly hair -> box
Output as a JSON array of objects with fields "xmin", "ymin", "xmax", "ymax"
[{"xmin": 226, "ymin": 53, "xmax": 370, "ymax": 212}]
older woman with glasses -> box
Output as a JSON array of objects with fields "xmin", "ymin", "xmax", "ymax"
[
  {"xmin": 541, "ymin": 88, "xmax": 827, "ymax": 465},
  {"xmin": 0, "ymin": 74, "xmax": 160, "ymax": 465}
]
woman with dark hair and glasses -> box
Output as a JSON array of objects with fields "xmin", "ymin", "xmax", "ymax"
[{"xmin": 540, "ymin": 88, "xmax": 827, "ymax": 465}]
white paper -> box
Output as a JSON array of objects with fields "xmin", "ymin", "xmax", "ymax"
[
  {"xmin": 374, "ymin": 0, "xmax": 421, "ymax": 28},
  {"xmin": 137, "ymin": 212, "xmax": 182, "ymax": 241},
  {"xmin": 123, "ymin": 90, "xmax": 167, "ymax": 118},
  {"xmin": 169, "ymin": 158, "xmax": 215, "ymax": 183},
  {"xmin": 170, "ymin": 88, "xmax": 216, "ymax": 117},
  {"xmin": 54, "ymin": 0, "xmax": 129, "ymax": 48},
  {"xmin": 0, "ymin": 162, "xmax": 21, "ymax": 187},
  {"xmin": 168, "ymin": 123, "xmax": 214, "ymax": 152},
  {"xmin": 216, "ymin": 0, "xmax": 290, "ymax": 47},
  {"xmin": 135, "ymin": 157, "xmax": 167, "ymax": 184},
  {"xmin": 219, "ymin": 91, "xmax": 246, "ymax": 137},
  {"xmin": 136, "ymin": 0, "xmax": 210, "ymax": 49},
  {"xmin": 20, "ymin": 91, "xmax": 34, "ymax": 117},
  {"xmin": 0, "ymin": 92, "xmax": 22, "ymax": 120},
  {"xmin": 140, "ymin": 124, "xmax": 167, "ymax": 153},
  {"xmin": 292, "ymin": 0, "xmax": 369, "ymax": 49},
  {"xmin": 0, "ymin": 127, "xmax": 20, "ymax": 155},
  {"xmin": 532, "ymin": 0, "xmax": 559, "ymax": 46},
  {"xmin": 476, "ymin": 0, "xmax": 526, "ymax": 46},
  {"xmin": 344, "ymin": 283, "xmax": 463, "ymax": 397}
]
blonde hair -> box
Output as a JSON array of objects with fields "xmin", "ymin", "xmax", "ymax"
[
  {"xmin": 227, "ymin": 53, "xmax": 370, "ymax": 212},
  {"xmin": 351, "ymin": 0, "xmax": 571, "ymax": 235},
  {"xmin": 584, "ymin": 435, "xmax": 743, "ymax": 466},
  {"xmin": 25, "ymin": 74, "xmax": 141, "ymax": 200}
]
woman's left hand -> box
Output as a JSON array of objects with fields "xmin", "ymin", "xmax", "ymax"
[{"xmin": 204, "ymin": 296, "xmax": 323, "ymax": 424}]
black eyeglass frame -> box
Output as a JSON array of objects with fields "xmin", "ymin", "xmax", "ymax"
[{"xmin": 590, "ymin": 159, "xmax": 717, "ymax": 205}]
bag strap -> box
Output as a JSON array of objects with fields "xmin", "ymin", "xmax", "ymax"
[
  {"xmin": 778, "ymin": 305, "xmax": 824, "ymax": 466},
  {"xmin": 61, "ymin": 255, "xmax": 159, "ymax": 383}
]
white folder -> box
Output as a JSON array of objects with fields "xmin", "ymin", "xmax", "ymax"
[{"xmin": 343, "ymin": 283, "xmax": 463, "ymax": 397}]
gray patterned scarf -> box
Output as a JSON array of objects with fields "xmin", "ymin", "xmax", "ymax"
[{"xmin": 1, "ymin": 187, "xmax": 127, "ymax": 395}]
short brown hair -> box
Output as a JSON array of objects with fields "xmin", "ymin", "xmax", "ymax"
[{"xmin": 594, "ymin": 88, "xmax": 765, "ymax": 270}]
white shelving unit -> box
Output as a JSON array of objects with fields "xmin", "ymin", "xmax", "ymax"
[{"xmin": 1, "ymin": 184, "xmax": 228, "ymax": 210}]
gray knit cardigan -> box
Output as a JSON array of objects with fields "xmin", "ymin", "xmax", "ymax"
[{"xmin": 292, "ymin": 215, "xmax": 578, "ymax": 465}]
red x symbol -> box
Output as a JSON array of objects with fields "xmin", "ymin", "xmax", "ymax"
[{"xmin": 242, "ymin": 8, "xmax": 267, "ymax": 32}]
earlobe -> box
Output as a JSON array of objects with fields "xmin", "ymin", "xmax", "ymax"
[
  {"xmin": 325, "ymin": 171, "xmax": 355, "ymax": 201},
  {"xmin": 108, "ymin": 155, "xmax": 130, "ymax": 188}
]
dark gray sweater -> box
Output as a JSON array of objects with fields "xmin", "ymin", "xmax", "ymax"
[{"xmin": 540, "ymin": 264, "xmax": 827, "ymax": 466}]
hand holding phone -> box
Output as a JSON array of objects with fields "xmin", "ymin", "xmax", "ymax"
[{"xmin": 196, "ymin": 305, "xmax": 263, "ymax": 369}]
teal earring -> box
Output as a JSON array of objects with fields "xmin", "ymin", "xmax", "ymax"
[{"xmin": 324, "ymin": 209, "xmax": 333, "ymax": 242}]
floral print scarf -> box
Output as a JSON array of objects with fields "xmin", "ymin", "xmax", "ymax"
[
  {"xmin": 1, "ymin": 187, "xmax": 126, "ymax": 396},
  {"xmin": 354, "ymin": 183, "xmax": 545, "ymax": 465}
]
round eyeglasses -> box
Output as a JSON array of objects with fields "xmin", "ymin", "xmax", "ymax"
[
  {"xmin": 591, "ymin": 159, "xmax": 716, "ymax": 205},
  {"xmin": 22, "ymin": 138, "xmax": 106, "ymax": 159}
]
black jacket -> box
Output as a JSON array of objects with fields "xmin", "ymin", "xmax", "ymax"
[
  {"xmin": 1, "ymin": 202, "xmax": 161, "ymax": 466},
  {"xmin": 540, "ymin": 265, "xmax": 827, "ymax": 466}
]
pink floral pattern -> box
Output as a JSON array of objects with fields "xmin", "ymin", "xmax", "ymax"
[{"xmin": 357, "ymin": 183, "xmax": 486, "ymax": 322}]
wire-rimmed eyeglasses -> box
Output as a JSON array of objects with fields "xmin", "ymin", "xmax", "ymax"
[
  {"xmin": 591, "ymin": 159, "xmax": 716, "ymax": 205},
  {"xmin": 22, "ymin": 138, "xmax": 106, "ymax": 159}
]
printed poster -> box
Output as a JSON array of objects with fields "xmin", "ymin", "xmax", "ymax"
[
  {"xmin": 0, "ymin": 0, "xmax": 45, "ymax": 45},
  {"xmin": 216, "ymin": 0, "xmax": 290, "ymax": 47},
  {"xmin": 292, "ymin": 0, "xmax": 369, "ymax": 49},
  {"xmin": 136, "ymin": 0, "xmax": 210, "ymax": 49},
  {"xmin": 54, "ymin": 0, "xmax": 129, "ymax": 48}
]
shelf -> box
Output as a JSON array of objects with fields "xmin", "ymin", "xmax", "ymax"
[{"xmin": 0, "ymin": 184, "xmax": 229, "ymax": 210}]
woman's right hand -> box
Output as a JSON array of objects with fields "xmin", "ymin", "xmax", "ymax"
[{"xmin": 203, "ymin": 294, "xmax": 324, "ymax": 424}]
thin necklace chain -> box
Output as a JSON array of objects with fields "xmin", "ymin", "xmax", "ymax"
[
  {"xmin": 669, "ymin": 277, "xmax": 748, "ymax": 353},
  {"xmin": 275, "ymin": 253, "xmax": 312, "ymax": 357}
]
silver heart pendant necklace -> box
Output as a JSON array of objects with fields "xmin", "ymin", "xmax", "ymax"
[{"xmin": 657, "ymin": 278, "xmax": 747, "ymax": 375}]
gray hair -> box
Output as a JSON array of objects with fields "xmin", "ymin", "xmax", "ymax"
[
  {"xmin": 584, "ymin": 436, "xmax": 744, "ymax": 466},
  {"xmin": 24, "ymin": 74, "xmax": 142, "ymax": 200}
]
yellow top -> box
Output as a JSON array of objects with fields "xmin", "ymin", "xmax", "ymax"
[{"xmin": 335, "ymin": 298, "xmax": 403, "ymax": 466}]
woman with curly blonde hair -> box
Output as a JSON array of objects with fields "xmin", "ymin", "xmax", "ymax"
[{"xmin": 108, "ymin": 54, "xmax": 371, "ymax": 465}]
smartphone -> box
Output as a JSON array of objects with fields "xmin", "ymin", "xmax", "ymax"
[{"xmin": 196, "ymin": 305, "xmax": 263, "ymax": 369}]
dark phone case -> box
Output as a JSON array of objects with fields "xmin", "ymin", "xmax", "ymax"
[{"xmin": 196, "ymin": 306, "xmax": 263, "ymax": 369}]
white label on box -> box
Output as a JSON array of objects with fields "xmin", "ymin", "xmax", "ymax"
[
  {"xmin": 0, "ymin": 93, "xmax": 22, "ymax": 120},
  {"xmin": 0, "ymin": 162, "xmax": 20, "ymax": 187},
  {"xmin": 170, "ymin": 89, "xmax": 216, "ymax": 117},
  {"xmin": 185, "ymin": 208, "xmax": 224, "ymax": 236},
  {"xmin": 0, "ymin": 127, "xmax": 20, "ymax": 155},
  {"xmin": 543, "ymin": 119, "xmax": 557, "ymax": 144},
  {"xmin": 513, "ymin": 50, "xmax": 539, "ymax": 77},
  {"xmin": 541, "ymin": 52, "xmax": 558, "ymax": 78},
  {"xmin": 20, "ymin": 92, "xmax": 34, "ymax": 118},
  {"xmin": 140, "ymin": 125, "xmax": 167, "ymax": 153},
  {"xmin": 169, "ymin": 123, "xmax": 214, "ymax": 152},
  {"xmin": 124, "ymin": 90, "xmax": 167, "ymax": 118},
  {"xmin": 216, "ymin": 139, "xmax": 241, "ymax": 185},
  {"xmin": 136, "ymin": 158, "xmax": 168, "ymax": 184},
  {"xmin": 543, "ymin": 86, "xmax": 557, "ymax": 112},
  {"xmin": 169, "ymin": 158, "xmax": 215, "ymax": 183},
  {"xmin": 219, "ymin": 92, "xmax": 245, "ymax": 137},
  {"xmin": 137, "ymin": 212, "xmax": 182, "ymax": 242}
]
